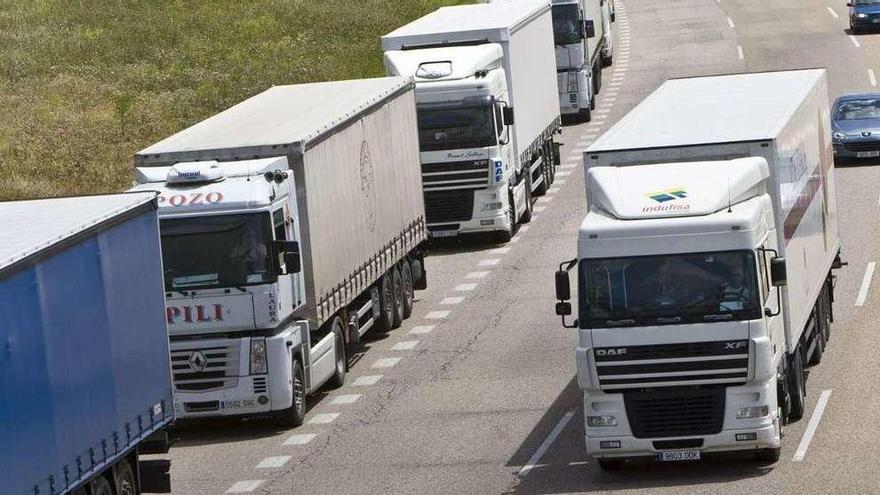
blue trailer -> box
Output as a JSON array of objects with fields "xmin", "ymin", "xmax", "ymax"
[{"xmin": 0, "ymin": 192, "xmax": 173, "ymax": 495}]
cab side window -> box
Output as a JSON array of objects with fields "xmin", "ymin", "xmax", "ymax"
[
  {"xmin": 757, "ymin": 247, "xmax": 770, "ymax": 300},
  {"xmin": 273, "ymin": 209, "xmax": 286, "ymax": 241}
]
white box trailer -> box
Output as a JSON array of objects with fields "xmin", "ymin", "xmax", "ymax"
[
  {"xmin": 133, "ymin": 77, "xmax": 428, "ymax": 424},
  {"xmin": 554, "ymin": 69, "xmax": 841, "ymax": 467}
]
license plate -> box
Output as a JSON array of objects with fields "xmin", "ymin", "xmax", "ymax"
[
  {"xmin": 656, "ymin": 450, "xmax": 701, "ymax": 462},
  {"xmin": 429, "ymin": 229, "xmax": 458, "ymax": 238},
  {"xmin": 220, "ymin": 399, "xmax": 257, "ymax": 410},
  {"xmin": 857, "ymin": 151, "xmax": 880, "ymax": 158}
]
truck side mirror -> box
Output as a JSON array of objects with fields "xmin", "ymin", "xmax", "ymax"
[
  {"xmin": 284, "ymin": 252, "xmax": 302, "ymax": 274},
  {"xmin": 555, "ymin": 270, "xmax": 571, "ymax": 300},
  {"xmin": 770, "ymin": 257, "xmax": 787, "ymax": 286},
  {"xmin": 275, "ymin": 240, "xmax": 302, "ymax": 274},
  {"xmin": 584, "ymin": 20, "xmax": 596, "ymax": 39},
  {"xmin": 502, "ymin": 106, "xmax": 515, "ymax": 126}
]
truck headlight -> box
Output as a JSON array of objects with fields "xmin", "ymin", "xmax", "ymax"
[
  {"xmin": 736, "ymin": 405, "xmax": 769, "ymax": 419},
  {"xmin": 250, "ymin": 337, "xmax": 268, "ymax": 374},
  {"xmin": 587, "ymin": 415, "xmax": 618, "ymax": 427},
  {"xmin": 481, "ymin": 201, "xmax": 503, "ymax": 212},
  {"xmin": 832, "ymin": 131, "xmax": 847, "ymax": 142}
]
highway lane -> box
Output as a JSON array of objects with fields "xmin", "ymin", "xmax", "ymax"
[{"xmin": 156, "ymin": 1, "xmax": 880, "ymax": 493}]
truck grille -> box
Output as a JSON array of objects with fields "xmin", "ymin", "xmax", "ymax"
[
  {"xmin": 844, "ymin": 140, "xmax": 880, "ymax": 152},
  {"xmin": 424, "ymin": 190, "xmax": 475, "ymax": 224},
  {"xmin": 625, "ymin": 386, "xmax": 726, "ymax": 439},
  {"xmin": 421, "ymin": 160, "xmax": 489, "ymax": 191},
  {"xmin": 594, "ymin": 340, "xmax": 749, "ymax": 390},
  {"xmin": 170, "ymin": 342, "xmax": 240, "ymax": 392}
]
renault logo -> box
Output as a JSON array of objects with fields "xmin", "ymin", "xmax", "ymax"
[
  {"xmin": 188, "ymin": 351, "xmax": 209, "ymax": 373},
  {"xmin": 863, "ymin": 131, "xmax": 872, "ymax": 138}
]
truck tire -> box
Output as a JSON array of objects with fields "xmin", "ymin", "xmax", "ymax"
[
  {"xmin": 602, "ymin": 52, "xmax": 613, "ymax": 68},
  {"xmin": 401, "ymin": 260, "xmax": 415, "ymax": 319},
  {"xmin": 534, "ymin": 158, "xmax": 549, "ymax": 196},
  {"xmin": 786, "ymin": 350, "xmax": 806, "ymax": 423},
  {"xmin": 328, "ymin": 317, "xmax": 346, "ymax": 388},
  {"xmin": 391, "ymin": 266, "xmax": 405, "ymax": 328},
  {"xmin": 578, "ymin": 106, "xmax": 592, "ymax": 123},
  {"xmin": 375, "ymin": 275, "xmax": 395, "ymax": 333},
  {"xmin": 807, "ymin": 317, "xmax": 825, "ymax": 367},
  {"xmin": 114, "ymin": 458, "xmax": 137, "ymax": 495},
  {"xmin": 520, "ymin": 174, "xmax": 533, "ymax": 223},
  {"xmin": 755, "ymin": 447, "xmax": 781, "ymax": 463},
  {"xmin": 90, "ymin": 474, "xmax": 114, "ymax": 495},
  {"xmin": 279, "ymin": 358, "xmax": 306, "ymax": 427},
  {"xmin": 598, "ymin": 458, "xmax": 624, "ymax": 471},
  {"xmin": 497, "ymin": 190, "xmax": 518, "ymax": 243}
]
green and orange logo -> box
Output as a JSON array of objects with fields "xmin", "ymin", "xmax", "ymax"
[{"xmin": 646, "ymin": 188, "xmax": 687, "ymax": 203}]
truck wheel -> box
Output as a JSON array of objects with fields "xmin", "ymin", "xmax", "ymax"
[
  {"xmin": 391, "ymin": 266, "xmax": 405, "ymax": 328},
  {"xmin": 114, "ymin": 458, "xmax": 137, "ymax": 495},
  {"xmin": 602, "ymin": 53, "xmax": 613, "ymax": 68},
  {"xmin": 279, "ymin": 358, "xmax": 306, "ymax": 427},
  {"xmin": 534, "ymin": 158, "xmax": 549, "ymax": 196},
  {"xmin": 90, "ymin": 475, "xmax": 114, "ymax": 495},
  {"xmin": 401, "ymin": 261, "xmax": 415, "ymax": 319},
  {"xmin": 807, "ymin": 319, "xmax": 825, "ymax": 367},
  {"xmin": 328, "ymin": 317, "xmax": 346, "ymax": 388},
  {"xmin": 598, "ymin": 458, "xmax": 624, "ymax": 471},
  {"xmin": 520, "ymin": 173, "xmax": 533, "ymax": 224},
  {"xmin": 755, "ymin": 447, "xmax": 781, "ymax": 463},
  {"xmin": 786, "ymin": 350, "xmax": 806, "ymax": 423},
  {"xmin": 496, "ymin": 191, "xmax": 518, "ymax": 243},
  {"xmin": 375, "ymin": 275, "xmax": 395, "ymax": 333},
  {"xmin": 578, "ymin": 106, "xmax": 592, "ymax": 123}
]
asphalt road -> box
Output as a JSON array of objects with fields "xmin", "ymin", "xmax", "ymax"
[{"xmin": 156, "ymin": 1, "xmax": 880, "ymax": 493}]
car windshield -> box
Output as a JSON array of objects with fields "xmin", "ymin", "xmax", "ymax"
[
  {"xmin": 552, "ymin": 4, "xmax": 582, "ymax": 46},
  {"xmin": 417, "ymin": 103, "xmax": 498, "ymax": 151},
  {"xmin": 854, "ymin": 0, "xmax": 880, "ymax": 5},
  {"xmin": 160, "ymin": 213, "xmax": 274, "ymax": 291},
  {"xmin": 834, "ymin": 98, "xmax": 880, "ymax": 120},
  {"xmin": 579, "ymin": 250, "xmax": 761, "ymax": 328}
]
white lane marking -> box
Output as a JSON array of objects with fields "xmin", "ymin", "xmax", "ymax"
[
  {"xmin": 283, "ymin": 433, "xmax": 316, "ymax": 445},
  {"xmin": 455, "ymin": 283, "xmax": 478, "ymax": 292},
  {"xmin": 256, "ymin": 456, "xmax": 292, "ymax": 469},
  {"xmin": 372, "ymin": 357, "xmax": 402, "ymax": 369},
  {"xmin": 491, "ymin": 246, "xmax": 512, "ymax": 254},
  {"xmin": 479, "ymin": 258, "xmax": 502, "ymax": 266},
  {"xmin": 441, "ymin": 296, "xmax": 465, "ymax": 305},
  {"xmin": 534, "ymin": 206, "xmax": 547, "ymax": 212},
  {"xmin": 556, "ymin": 178, "xmax": 568, "ymax": 185},
  {"xmin": 547, "ymin": 187, "xmax": 561, "ymax": 194},
  {"xmin": 851, "ymin": 35, "xmax": 861, "ymax": 48},
  {"xmin": 793, "ymin": 389, "xmax": 833, "ymax": 461},
  {"xmin": 510, "ymin": 235, "xmax": 521, "ymax": 244},
  {"xmin": 330, "ymin": 394, "xmax": 361, "ymax": 405},
  {"xmin": 558, "ymin": 164, "xmax": 577, "ymax": 170},
  {"xmin": 392, "ymin": 340, "xmax": 419, "ymax": 351},
  {"xmin": 227, "ymin": 480, "xmax": 264, "ymax": 493},
  {"xmin": 855, "ymin": 261, "xmax": 876, "ymax": 306},
  {"xmin": 352, "ymin": 375, "xmax": 382, "ymax": 386},
  {"xmin": 466, "ymin": 271, "xmax": 490, "ymax": 279},
  {"xmin": 518, "ymin": 408, "xmax": 577, "ymax": 477},
  {"xmin": 556, "ymin": 171, "xmax": 572, "ymax": 177},
  {"xmin": 737, "ymin": 45, "xmax": 744, "ymax": 59},
  {"xmin": 565, "ymin": 156, "xmax": 580, "ymax": 163},
  {"xmin": 870, "ymin": 69, "xmax": 877, "ymax": 87},
  {"xmin": 604, "ymin": 97, "xmax": 618, "ymax": 103},
  {"xmin": 827, "ymin": 6, "xmax": 839, "ymax": 18},
  {"xmin": 409, "ymin": 324, "xmax": 435, "ymax": 334},
  {"xmin": 308, "ymin": 412, "xmax": 341, "ymax": 424},
  {"xmin": 727, "ymin": 16, "xmax": 735, "ymax": 28},
  {"xmin": 425, "ymin": 310, "xmax": 451, "ymax": 319},
  {"xmin": 538, "ymin": 196, "xmax": 554, "ymax": 204},
  {"xmin": 531, "ymin": 214, "xmax": 540, "ymax": 221},
  {"xmin": 520, "ymin": 225, "xmax": 530, "ymax": 232}
]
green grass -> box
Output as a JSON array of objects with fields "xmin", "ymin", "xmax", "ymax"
[{"xmin": 0, "ymin": 0, "xmax": 470, "ymax": 200}]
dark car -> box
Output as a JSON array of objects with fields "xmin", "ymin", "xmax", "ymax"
[
  {"xmin": 848, "ymin": 0, "xmax": 880, "ymax": 33},
  {"xmin": 831, "ymin": 93, "xmax": 880, "ymax": 161}
]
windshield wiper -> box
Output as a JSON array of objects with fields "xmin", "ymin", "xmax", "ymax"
[
  {"xmin": 604, "ymin": 318, "xmax": 636, "ymax": 326},
  {"xmin": 703, "ymin": 313, "xmax": 734, "ymax": 321}
]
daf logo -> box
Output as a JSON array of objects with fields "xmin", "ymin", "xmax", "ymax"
[
  {"xmin": 188, "ymin": 351, "xmax": 209, "ymax": 373},
  {"xmin": 863, "ymin": 131, "xmax": 873, "ymax": 138},
  {"xmin": 725, "ymin": 341, "xmax": 748, "ymax": 350},
  {"xmin": 596, "ymin": 348, "xmax": 627, "ymax": 357}
]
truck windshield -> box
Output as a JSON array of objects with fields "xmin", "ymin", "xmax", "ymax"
[
  {"xmin": 417, "ymin": 104, "xmax": 497, "ymax": 151},
  {"xmin": 160, "ymin": 213, "xmax": 274, "ymax": 291},
  {"xmin": 552, "ymin": 4, "xmax": 582, "ymax": 46},
  {"xmin": 579, "ymin": 250, "xmax": 761, "ymax": 328}
]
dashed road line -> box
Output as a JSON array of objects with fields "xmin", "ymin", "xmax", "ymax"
[
  {"xmin": 330, "ymin": 394, "xmax": 361, "ymax": 405},
  {"xmin": 392, "ymin": 340, "xmax": 419, "ymax": 351},
  {"xmin": 352, "ymin": 375, "xmax": 382, "ymax": 386},
  {"xmin": 479, "ymin": 258, "xmax": 502, "ymax": 266},
  {"xmin": 520, "ymin": 225, "xmax": 530, "ymax": 233},
  {"xmin": 466, "ymin": 271, "xmax": 490, "ymax": 279},
  {"xmin": 556, "ymin": 171, "xmax": 572, "ymax": 177},
  {"xmin": 737, "ymin": 45, "xmax": 744, "ymax": 59},
  {"xmin": 538, "ymin": 196, "xmax": 554, "ymax": 204},
  {"xmin": 727, "ymin": 16, "xmax": 735, "ymax": 28},
  {"xmin": 455, "ymin": 283, "xmax": 478, "ymax": 292},
  {"xmin": 409, "ymin": 324, "xmax": 435, "ymax": 334},
  {"xmin": 855, "ymin": 261, "xmax": 876, "ymax": 306},
  {"xmin": 490, "ymin": 246, "xmax": 512, "ymax": 254},
  {"xmin": 793, "ymin": 390, "xmax": 833, "ymax": 462},
  {"xmin": 827, "ymin": 6, "xmax": 839, "ymax": 18},
  {"xmin": 425, "ymin": 310, "xmax": 452, "ymax": 319},
  {"xmin": 283, "ymin": 433, "xmax": 317, "ymax": 445},
  {"xmin": 518, "ymin": 408, "xmax": 577, "ymax": 477},
  {"xmin": 534, "ymin": 206, "xmax": 547, "ymax": 212},
  {"xmin": 256, "ymin": 456, "xmax": 292, "ymax": 469},
  {"xmin": 226, "ymin": 480, "xmax": 264, "ymax": 493},
  {"xmin": 851, "ymin": 35, "xmax": 861, "ymax": 48},
  {"xmin": 308, "ymin": 412, "xmax": 341, "ymax": 424},
  {"xmin": 869, "ymin": 69, "xmax": 877, "ymax": 87},
  {"xmin": 441, "ymin": 296, "xmax": 465, "ymax": 305}
]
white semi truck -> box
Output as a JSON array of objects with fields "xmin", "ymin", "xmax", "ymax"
[
  {"xmin": 554, "ymin": 70, "xmax": 842, "ymax": 468},
  {"xmin": 131, "ymin": 77, "xmax": 427, "ymax": 426},
  {"xmin": 382, "ymin": 1, "xmax": 562, "ymax": 242}
]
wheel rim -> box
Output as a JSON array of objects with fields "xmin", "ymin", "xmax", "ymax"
[
  {"xmin": 394, "ymin": 273, "xmax": 402, "ymax": 309},
  {"xmin": 92, "ymin": 478, "xmax": 113, "ymax": 495},
  {"xmin": 335, "ymin": 331, "xmax": 345, "ymax": 375},
  {"xmin": 294, "ymin": 366, "xmax": 305, "ymax": 413},
  {"xmin": 383, "ymin": 278, "xmax": 393, "ymax": 315},
  {"xmin": 117, "ymin": 461, "xmax": 137, "ymax": 495},
  {"xmin": 404, "ymin": 267, "xmax": 414, "ymax": 305}
]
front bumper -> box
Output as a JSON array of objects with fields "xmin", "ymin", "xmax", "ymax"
[
  {"xmin": 851, "ymin": 15, "xmax": 880, "ymax": 28},
  {"xmin": 558, "ymin": 90, "xmax": 590, "ymax": 116},
  {"xmin": 174, "ymin": 376, "xmax": 277, "ymax": 418},
  {"xmin": 427, "ymin": 186, "xmax": 512, "ymax": 237},
  {"xmin": 833, "ymin": 141, "xmax": 880, "ymax": 158}
]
